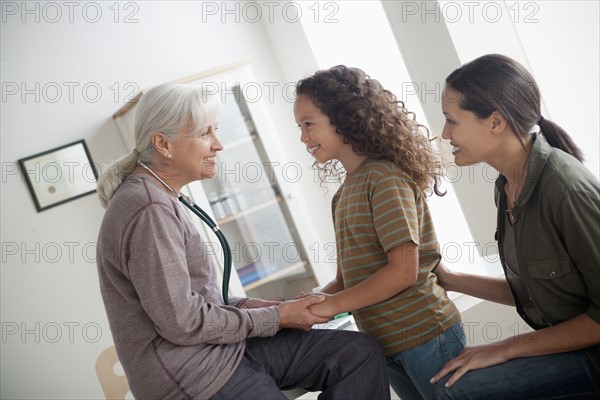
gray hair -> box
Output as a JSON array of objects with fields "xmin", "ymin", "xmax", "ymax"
[{"xmin": 97, "ymin": 83, "xmax": 222, "ymax": 208}]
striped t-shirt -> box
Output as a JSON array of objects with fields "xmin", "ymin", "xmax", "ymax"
[{"xmin": 332, "ymin": 159, "xmax": 460, "ymax": 355}]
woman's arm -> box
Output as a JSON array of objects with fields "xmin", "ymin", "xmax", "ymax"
[
  {"xmin": 308, "ymin": 242, "xmax": 419, "ymax": 318},
  {"xmin": 433, "ymin": 190, "xmax": 600, "ymax": 386},
  {"xmin": 236, "ymin": 296, "xmax": 329, "ymax": 330},
  {"xmin": 435, "ymin": 262, "xmax": 515, "ymax": 306},
  {"xmin": 431, "ymin": 313, "xmax": 600, "ymax": 387},
  {"xmin": 237, "ymin": 298, "xmax": 281, "ymax": 309},
  {"xmin": 432, "ymin": 167, "xmax": 600, "ymax": 387},
  {"xmin": 128, "ymin": 205, "xmax": 281, "ymax": 346}
]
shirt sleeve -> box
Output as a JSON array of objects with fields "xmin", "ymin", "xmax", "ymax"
[
  {"xmin": 371, "ymin": 174, "xmax": 420, "ymax": 252},
  {"xmin": 125, "ymin": 203, "xmax": 279, "ymax": 346},
  {"xmin": 555, "ymin": 189, "xmax": 600, "ymax": 324}
]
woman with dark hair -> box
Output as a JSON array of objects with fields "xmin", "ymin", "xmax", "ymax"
[
  {"xmin": 432, "ymin": 54, "xmax": 600, "ymax": 399},
  {"xmin": 294, "ymin": 65, "xmax": 465, "ymax": 400}
]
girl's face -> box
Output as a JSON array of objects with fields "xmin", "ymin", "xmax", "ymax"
[
  {"xmin": 441, "ymin": 86, "xmax": 496, "ymax": 166},
  {"xmin": 293, "ymin": 95, "xmax": 349, "ymax": 165},
  {"xmin": 169, "ymin": 122, "xmax": 224, "ymax": 181}
]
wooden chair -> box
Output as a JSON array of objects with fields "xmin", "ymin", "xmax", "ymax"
[
  {"xmin": 94, "ymin": 345, "xmax": 316, "ymax": 399},
  {"xmin": 95, "ymin": 346, "xmax": 131, "ymax": 400}
]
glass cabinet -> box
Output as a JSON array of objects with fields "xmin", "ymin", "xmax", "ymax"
[
  {"xmin": 195, "ymin": 85, "xmax": 317, "ymax": 300},
  {"xmin": 113, "ymin": 62, "xmax": 329, "ymax": 301}
]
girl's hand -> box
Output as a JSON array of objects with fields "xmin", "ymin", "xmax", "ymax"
[
  {"xmin": 239, "ymin": 298, "xmax": 281, "ymax": 309},
  {"xmin": 430, "ymin": 343, "xmax": 511, "ymax": 387}
]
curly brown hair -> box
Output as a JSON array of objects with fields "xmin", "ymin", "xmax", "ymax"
[{"xmin": 295, "ymin": 65, "xmax": 444, "ymax": 196}]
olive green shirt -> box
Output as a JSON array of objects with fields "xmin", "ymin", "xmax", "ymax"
[{"xmin": 494, "ymin": 134, "xmax": 600, "ymax": 372}]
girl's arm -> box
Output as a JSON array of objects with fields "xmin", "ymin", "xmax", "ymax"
[
  {"xmin": 435, "ymin": 262, "xmax": 515, "ymax": 306},
  {"xmin": 431, "ymin": 313, "xmax": 600, "ymax": 387},
  {"xmin": 308, "ymin": 241, "xmax": 419, "ymax": 318}
]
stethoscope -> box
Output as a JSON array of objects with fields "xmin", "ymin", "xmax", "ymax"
[{"xmin": 137, "ymin": 160, "xmax": 231, "ymax": 305}]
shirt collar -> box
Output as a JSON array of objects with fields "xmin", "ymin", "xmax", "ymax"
[{"xmin": 495, "ymin": 133, "xmax": 551, "ymax": 208}]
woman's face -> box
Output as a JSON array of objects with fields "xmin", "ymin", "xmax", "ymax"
[
  {"xmin": 441, "ymin": 86, "xmax": 496, "ymax": 166},
  {"xmin": 293, "ymin": 95, "xmax": 348, "ymax": 164},
  {"xmin": 169, "ymin": 123, "xmax": 223, "ymax": 181}
]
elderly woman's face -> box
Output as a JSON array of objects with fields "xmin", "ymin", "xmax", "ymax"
[{"xmin": 170, "ymin": 123, "xmax": 224, "ymax": 181}]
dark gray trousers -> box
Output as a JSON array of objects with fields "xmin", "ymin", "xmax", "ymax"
[{"xmin": 211, "ymin": 328, "xmax": 390, "ymax": 400}]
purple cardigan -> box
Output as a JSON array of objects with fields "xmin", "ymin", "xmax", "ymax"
[{"xmin": 96, "ymin": 174, "xmax": 279, "ymax": 399}]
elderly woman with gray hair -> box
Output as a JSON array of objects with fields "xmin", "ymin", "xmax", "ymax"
[{"xmin": 95, "ymin": 83, "xmax": 390, "ymax": 400}]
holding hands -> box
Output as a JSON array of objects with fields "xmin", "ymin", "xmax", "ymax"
[
  {"xmin": 277, "ymin": 294, "xmax": 331, "ymax": 331},
  {"xmin": 241, "ymin": 293, "xmax": 335, "ymax": 331},
  {"xmin": 296, "ymin": 291, "xmax": 339, "ymax": 319}
]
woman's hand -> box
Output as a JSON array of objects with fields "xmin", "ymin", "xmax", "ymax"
[
  {"xmin": 238, "ymin": 298, "xmax": 281, "ymax": 309},
  {"xmin": 432, "ymin": 314, "xmax": 600, "ymax": 387},
  {"xmin": 296, "ymin": 292, "xmax": 339, "ymax": 319},
  {"xmin": 434, "ymin": 262, "xmax": 455, "ymax": 290},
  {"xmin": 433, "ymin": 263, "xmax": 515, "ymax": 305},
  {"xmin": 278, "ymin": 295, "xmax": 330, "ymax": 331},
  {"xmin": 307, "ymin": 295, "xmax": 338, "ymax": 319},
  {"xmin": 430, "ymin": 342, "xmax": 511, "ymax": 387}
]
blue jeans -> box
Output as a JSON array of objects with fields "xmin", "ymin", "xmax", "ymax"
[
  {"xmin": 434, "ymin": 349, "xmax": 600, "ymax": 400},
  {"xmin": 386, "ymin": 322, "xmax": 466, "ymax": 400}
]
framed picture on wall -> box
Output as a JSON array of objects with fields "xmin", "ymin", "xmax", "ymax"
[{"xmin": 18, "ymin": 140, "xmax": 99, "ymax": 212}]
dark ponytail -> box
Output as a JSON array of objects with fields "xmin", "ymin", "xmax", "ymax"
[
  {"xmin": 538, "ymin": 117, "xmax": 584, "ymax": 162},
  {"xmin": 446, "ymin": 54, "xmax": 584, "ymax": 162}
]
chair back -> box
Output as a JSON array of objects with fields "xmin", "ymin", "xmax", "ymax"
[{"xmin": 95, "ymin": 346, "xmax": 131, "ymax": 400}]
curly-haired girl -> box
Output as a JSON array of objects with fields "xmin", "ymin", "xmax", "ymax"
[{"xmin": 294, "ymin": 65, "xmax": 464, "ymax": 399}]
